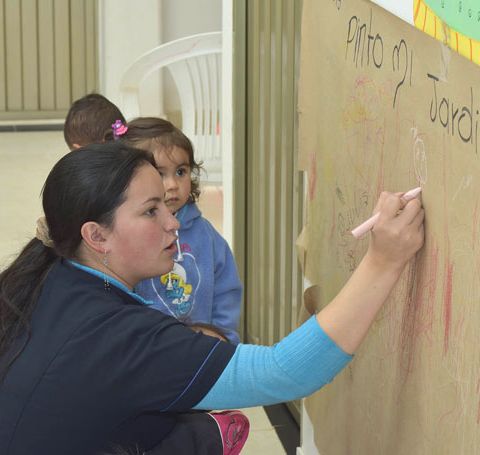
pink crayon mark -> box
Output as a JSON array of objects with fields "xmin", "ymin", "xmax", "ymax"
[
  {"xmin": 427, "ymin": 244, "xmax": 439, "ymax": 303},
  {"xmin": 397, "ymin": 242, "xmax": 440, "ymax": 381},
  {"xmin": 355, "ymin": 75, "xmax": 370, "ymax": 87},
  {"xmin": 399, "ymin": 261, "xmax": 422, "ymax": 378},
  {"xmin": 411, "ymin": 242, "xmax": 438, "ymax": 345},
  {"xmin": 443, "ymin": 260, "xmax": 454, "ymax": 356},
  {"xmin": 441, "ymin": 150, "xmax": 453, "ymax": 356},
  {"xmin": 308, "ymin": 152, "xmax": 317, "ymax": 201}
]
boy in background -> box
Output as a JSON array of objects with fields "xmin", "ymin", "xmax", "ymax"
[{"xmin": 63, "ymin": 93, "xmax": 125, "ymax": 150}]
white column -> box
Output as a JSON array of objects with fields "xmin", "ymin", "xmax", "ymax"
[
  {"xmin": 97, "ymin": 0, "xmax": 164, "ymax": 117},
  {"xmin": 221, "ymin": 0, "xmax": 233, "ymax": 246},
  {"xmin": 298, "ymin": 398, "xmax": 320, "ymax": 454}
]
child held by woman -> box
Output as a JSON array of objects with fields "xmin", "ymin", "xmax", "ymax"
[{"xmin": 114, "ymin": 117, "xmax": 243, "ymax": 344}]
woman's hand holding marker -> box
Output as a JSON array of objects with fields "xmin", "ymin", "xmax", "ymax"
[{"xmin": 351, "ymin": 187, "xmax": 422, "ymax": 239}]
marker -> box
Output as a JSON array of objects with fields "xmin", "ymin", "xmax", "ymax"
[{"xmin": 351, "ymin": 187, "xmax": 422, "ymax": 239}]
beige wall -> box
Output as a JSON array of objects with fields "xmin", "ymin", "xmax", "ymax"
[
  {"xmin": 0, "ymin": 132, "xmax": 67, "ymax": 268},
  {"xmin": 98, "ymin": 0, "xmax": 164, "ymax": 118},
  {"xmin": 0, "ymin": 0, "xmax": 97, "ymax": 121},
  {"xmin": 99, "ymin": 0, "xmax": 222, "ymax": 121},
  {"xmin": 161, "ymin": 0, "xmax": 222, "ymax": 119}
]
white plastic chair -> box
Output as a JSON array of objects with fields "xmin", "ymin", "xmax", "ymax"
[{"xmin": 119, "ymin": 32, "xmax": 223, "ymax": 184}]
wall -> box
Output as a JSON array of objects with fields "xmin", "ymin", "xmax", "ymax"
[
  {"xmin": 161, "ymin": 0, "xmax": 221, "ymax": 41},
  {"xmin": 0, "ymin": 0, "xmax": 97, "ymax": 121},
  {"xmin": 161, "ymin": 0, "xmax": 222, "ymax": 121},
  {"xmin": 298, "ymin": 0, "xmax": 480, "ymax": 453},
  {"xmin": 370, "ymin": 0, "xmax": 413, "ymax": 24},
  {"xmin": 299, "ymin": 3, "xmax": 412, "ymax": 452},
  {"xmin": 98, "ymin": 0, "xmax": 222, "ymax": 125},
  {"xmin": 98, "ymin": 0, "xmax": 163, "ymax": 117}
]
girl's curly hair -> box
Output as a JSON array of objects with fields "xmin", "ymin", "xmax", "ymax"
[{"xmin": 108, "ymin": 117, "xmax": 203, "ymax": 202}]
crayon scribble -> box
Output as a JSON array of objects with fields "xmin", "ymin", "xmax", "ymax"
[
  {"xmin": 443, "ymin": 259, "xmax": 454, "ymax": 356},
  {"xmin": 442, "ymin": 139, "xmax": 453, "ymax": 356},
  {"xmin": 399, "ymin": 260, "xmax": 421, "ymax": 378},
  {"xmin": 473, "ymin": 199, "xmax": 479, "ymax": 250},
  {"xmin": 398, "ymin": 241, "xmax": 439, "ymax": 381},
  {"xmin": 412, "ymin": 126, "xmax": 428, "ymax": 185},
  {"xmin": 342, "ymin": 77, "xmax": 384, "ymax": 127},
  {"xmin": 425, "ymin": 243, "xmax": 439, "ymax": 341},
  {"xmin": 452, "ymin": 175, "xmax": 472, "ymax": 201}
]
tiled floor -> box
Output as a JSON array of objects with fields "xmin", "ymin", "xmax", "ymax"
[
  {"xmin": 240, "ymin": 407, "xmax": 287, "ymax": 454},
  {"xmin": 0, "ymin": 131, "xmax": 68, "ymax": 267},
  {"xmin": 0, "ymin": 130, "xmax": 286, "ymax": 454}
]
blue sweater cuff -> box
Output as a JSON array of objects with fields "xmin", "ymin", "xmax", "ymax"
[
  {"xmin": 275, "ymin": 315, "xmax": 353, "ymax": 385},
  {"xmin": 194, "ymin": 316, "xmax": 353, "ymax": 409}
]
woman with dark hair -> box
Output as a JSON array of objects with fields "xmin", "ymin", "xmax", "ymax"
[{"xmin": 0, "ymin": 142, "xmax": 424, "ymax": 454}]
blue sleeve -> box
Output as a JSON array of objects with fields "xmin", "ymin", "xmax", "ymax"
[
  {"xmin": 193, "ymin": 316, "xmax": 353, "ymax": 409},
  {"xmin": 210, "ymin": 230, "xmax": 243, "ymax": 344}
]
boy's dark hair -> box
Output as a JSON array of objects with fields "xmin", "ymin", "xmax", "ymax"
[
  {"xmin": 114, "ymin": 117, "xmax": 202, "ymax": 202},
  {"xmin": 63, "ymin": 93, "xmax": 126, "ymax": 150}
]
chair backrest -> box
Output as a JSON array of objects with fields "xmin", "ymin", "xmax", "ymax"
[{"xmin": 119, "ymin": 32, "xmax": 223, "ymax": 183}]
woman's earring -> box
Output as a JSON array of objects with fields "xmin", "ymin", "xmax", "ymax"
[{"xmin": 103, "ymin": 249, "xmax": 110, "ymax": 291}]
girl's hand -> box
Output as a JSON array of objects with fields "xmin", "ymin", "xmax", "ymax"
[{"xmin": 366, "ymin": 191, "xmax": 425, "ymax": 271}]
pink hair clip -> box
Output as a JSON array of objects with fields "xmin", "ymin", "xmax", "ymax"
[{"xmin": 112, "ymin": 119, "xmax": 128, "ymax": 140}]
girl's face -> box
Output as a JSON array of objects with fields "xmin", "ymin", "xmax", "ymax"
[
  {"xmin": 153, "ymin": 146, "xmax": 192, "ymax": 214},
  {"xmin": 104, "ymin": 164, "xmax": 180, "ymax": 287}
]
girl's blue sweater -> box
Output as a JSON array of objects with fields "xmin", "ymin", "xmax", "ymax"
[{"xmin": 135, "ymin": 203, "xmax": 243, "ymax": 343}]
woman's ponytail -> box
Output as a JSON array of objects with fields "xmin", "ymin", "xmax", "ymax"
[{"xmin": 0, "ymin": 237, "xmax": 57, "ymax": 377}]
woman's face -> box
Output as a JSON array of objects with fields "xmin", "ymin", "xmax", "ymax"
[{"xmin": 105, "ymin": 163, "xmax": 179, "ymax": 287}]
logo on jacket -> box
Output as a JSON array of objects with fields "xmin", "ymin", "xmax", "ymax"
[{"xmin": 160, "ymin": 262, "xmax": 193, "ymax": 317}]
